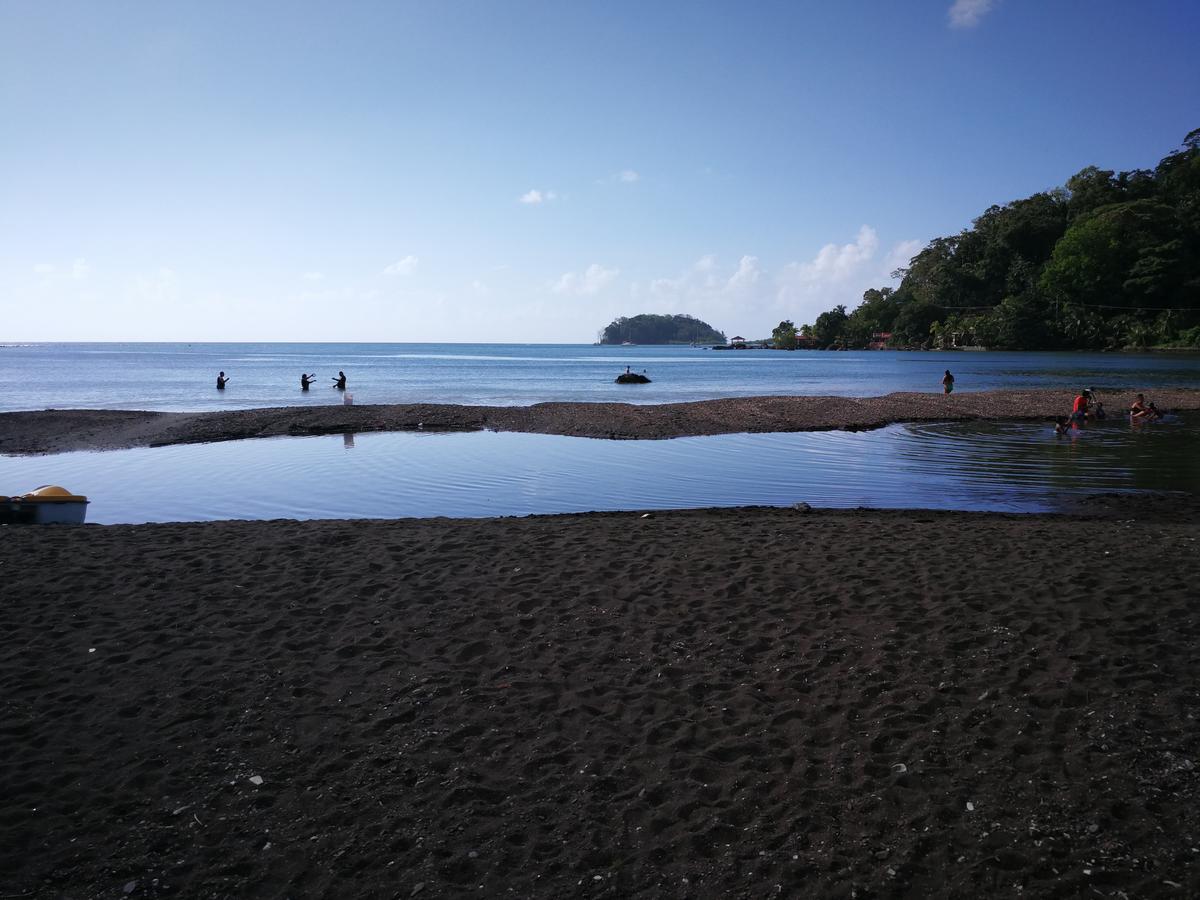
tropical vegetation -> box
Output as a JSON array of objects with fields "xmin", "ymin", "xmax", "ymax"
[
  {"xmin": 806, "ymin": 129, "xmax": 1200, "ymax": 350},
  {"xmin": 599, "ymin": 314, "xmax": 726, "ymax": 345}
]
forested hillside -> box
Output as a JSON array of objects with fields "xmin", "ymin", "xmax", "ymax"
[{"xmin": 808, "ymin": 129, "xmax": 1200, "ymax": 350}]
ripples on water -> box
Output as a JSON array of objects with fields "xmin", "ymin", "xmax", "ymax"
[{"xmin": 1, "ymin": 416, "xmax": 1195, "ymax": 524}]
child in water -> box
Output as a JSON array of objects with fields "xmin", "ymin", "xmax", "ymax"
[{"xmin": 1054, "ymin": 416, "xmax": 1071, "ymax": 436}]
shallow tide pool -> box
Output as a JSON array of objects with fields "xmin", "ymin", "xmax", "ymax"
[{"xmin": 1, "ymin": 417, "xmax": 1196, "ymax": 524}]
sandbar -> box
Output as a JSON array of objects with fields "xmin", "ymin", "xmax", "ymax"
[{"xmin": 3, "ymin": 388, "xmax": 1200, "ymax": 455}]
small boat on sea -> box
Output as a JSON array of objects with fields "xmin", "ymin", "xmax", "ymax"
[{"xmin": 0, "ymin": 485, "xmax": 90, "ymax": 525}]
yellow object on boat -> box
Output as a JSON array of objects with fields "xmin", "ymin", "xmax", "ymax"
[
  {"xmin": 1, "ymin": 485, "xmax": 90, "ymax": 524},
  {"xmin": 20, "ymin": 485, "xmax": 89, "ymax": 503}
]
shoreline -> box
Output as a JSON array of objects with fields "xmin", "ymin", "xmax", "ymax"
[
  {"xmin": 4, "ymin": 388, "xmax": 1200, "ymax": 455},
  {"xmin": 3, "ymin": 504, "xmax": 1198, "ymax": 897}
]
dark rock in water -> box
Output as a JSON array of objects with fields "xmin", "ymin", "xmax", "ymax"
[{"xmin": 615, "ymin": 373, "xmax": 651, "ymax": 384}]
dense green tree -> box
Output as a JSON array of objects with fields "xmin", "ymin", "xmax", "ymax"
[
  {"xmin": 600, "ymin": 314, "xmax": 725, "ymax": 344},
  {"xmin": 771, "ymin": 320, "xmax": 798, "ymax": 349},
  {"xmin": 806, "ymin": 128, "xmax": 1200, "ymax": 350},
  {"xmin": 986, "ymin": 295, "xmax": 1058, "ymax": 350},
  {"xmin": 842, "ymin": 288, "xmax": 900, "ymax": 347},
  {"xmin": 812, "ymin": 305, "xmax": 848, "ymax": 347},
  {"xmin": 1040, "ymin": 199, "xmax": 1183, "ymax": 313},
  {"xmin": 891, "ymin": 301, "xmax": 946, "ymax": 347}
]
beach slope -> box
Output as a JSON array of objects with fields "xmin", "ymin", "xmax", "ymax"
[{"xmin": 2, "ymin": 504, "xmax": 1198, "ymax": 897}]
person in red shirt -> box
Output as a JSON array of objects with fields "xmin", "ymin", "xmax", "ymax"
[{"xmin": 1071, "ymin": 390, "xmax": 1090, "ymax": 423}]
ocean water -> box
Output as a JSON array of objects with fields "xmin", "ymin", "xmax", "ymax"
[
  {"xmin": 1, "ymin": 416, "xmax": 1195, "ymax": 523},
  {"xmin": 2, "ymin": 342, "xmax": 1199, "ymax": 412}
]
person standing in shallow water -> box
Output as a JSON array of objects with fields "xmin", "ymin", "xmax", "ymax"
[
  {"xmin": 332, "ymin": 370, "xmax": 347, "ymax": 390},
  {"xmin": 300, "ymin": 373, "xmax": 316, "ymax": 391},
  {"xmin": 1072, "ymin": 389, "xmax": 1090, "ymax": 424},
  {"xmin": 216, "ymin": 371, "xmax": 229, "ymax": 390},
  {"xmin": 941, "ymin": 369, "xmax": 955, "ymax": 394}
]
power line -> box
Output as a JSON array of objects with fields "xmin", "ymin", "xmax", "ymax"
[{"xmin": 935, "ymin": 303, "xmax": 1200, "ymax": 312}]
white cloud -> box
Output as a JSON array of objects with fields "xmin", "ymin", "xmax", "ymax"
[
  {"xmin": 519, "ymin": 189, "xmax": 557, "ymax": 205},
  {"xmin": 781, "ymin": 225, "xmax": 880, "ymax": 287},
  {"xmin": 32, "ymin": 260, "xmax": 90, "ymax": 278},
  {"xmin": 470, "ymin": 279, "xmax": 490, "ymax": 295},
  {"xmin": 302, "ymin": 271, "xmax": 324, "ymax": 281},
  {"xmin": 133, "ymin": 267, "xmax": 179, "ymax": 304},
  {"xmin": 644, "ymin": 255, "xmax": 764, "ymax": 328},
  {"xmin": 948, "ymin": 0, "xmax": 995, "ymax": 28},
  {"xmin": 776, "ymin": 226, "xmax": 922, "ymax": 325},
  {"xmin": 382, "ymin": 256, "xmax": 419, "ymax": 276},
  {"xmin": 553, "ymin": 263, "xmax": 619, "ymax": 296},
  {"xmin": 883, "ymin": 239, "xmax": 923, "ymax": 276},
  {"xmin": 726, "ymin": 255, "xmax": 761, "ymax": 292},
  {"xmin": 596, "ymin": 169, "xmax": 640, "ymax": 186},
  {"xmin": 633, "ymin": 228, "xmax": 917, "ymax": 339}
]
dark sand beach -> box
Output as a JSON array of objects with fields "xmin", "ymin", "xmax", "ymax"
[
  {"xmin": 3, "ymin": 501, "xmax": 1199, "ymax": 898},
  {"xmin": 4, "ymin": 388, "xmax": 1200, "ymax": 455}
]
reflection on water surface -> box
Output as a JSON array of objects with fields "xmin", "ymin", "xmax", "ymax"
[{"xmin": 0, "ymin": 415, "xmax": 1195, "ymax": 524}]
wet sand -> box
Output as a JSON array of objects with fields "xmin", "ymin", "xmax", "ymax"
[
  {"xmin": 2, "ymin": 502, "xmax": 1198, "ymax": 898},
  {"xmin": 3, "ymin": 388, "xmax": 1200, "ymax": 455}
]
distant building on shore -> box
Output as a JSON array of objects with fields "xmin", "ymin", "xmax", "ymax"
[{"xmin": 867, "ymin": 332, "xmax": 892, "ymax": 350}]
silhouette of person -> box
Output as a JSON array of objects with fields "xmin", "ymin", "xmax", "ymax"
[
  {"xmin": 216, "ymin": 371, "xmax": 229, "ymax": 390},
  {"xmin": 300, "ymin": 373, "xmax": 316, "ymax": 391},
  {"xmin": 942, "ymin": 369, "xmax": 955, "ymax": 394},
  {"xmin": 332, "ymin": 370, "xmax": 347, "ymax": 390}
]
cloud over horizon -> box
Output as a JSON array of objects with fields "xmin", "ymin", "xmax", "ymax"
[
  {"xmin": 519, "ymin": 189, "xmax": 557, "ymax": 204},
  {"xmin": 632, "ymin": 227, "xmax": 920, "ymax": 338},
  {"xmin": 553, "ymin": 263, "xmax": 618, "ymax": 295},
  {"xmin": 382, "ymin": 256, "xmax": 419, "ymax": 276},
  {"xmin": 776, "ymin": 226, "xmax": 918, "ymax": 324},
  {"xmin": 948, "ymin": 0, "xmax": 995, "ymax": 29}
]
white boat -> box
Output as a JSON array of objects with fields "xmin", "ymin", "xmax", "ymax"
[{"xmin": 0, "ymin": 485, "xmax": 89, "ymax": 524}]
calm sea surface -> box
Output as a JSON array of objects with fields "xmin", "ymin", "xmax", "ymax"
[
  {"xmin": 2, "ymin": 342, "xmax": 1199, "ymax": 412},
  {"xmin": 4, "ymin": 343, "xmax": 1196, "ymax": 520}
]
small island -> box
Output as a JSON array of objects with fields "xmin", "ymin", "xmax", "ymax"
[{"xmin": 599, "ymin": 314, "xmax": 725, "ymax": 345}]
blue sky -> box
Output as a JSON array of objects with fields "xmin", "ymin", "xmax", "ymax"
[{"xmin": 2, "ymin": 0, "xmax": 1197, "ymax": 342}]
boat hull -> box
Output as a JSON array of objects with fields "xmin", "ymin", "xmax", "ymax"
[{"xmin": 1, "ymin": 486, "xmax": 90, "ymax": 525}]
